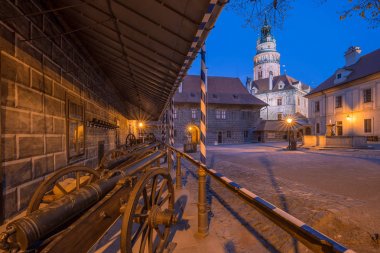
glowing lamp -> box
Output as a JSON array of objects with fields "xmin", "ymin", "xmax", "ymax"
[
  {"xmin": 138, "ymin": 122, "xmax": 144, "ymax": 128},
  {"xmin": 286, "ymin": 118, "xmax": 293, "ymax": 124}
]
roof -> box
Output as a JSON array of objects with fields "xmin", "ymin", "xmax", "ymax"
[
  {"xmin": 174, "ymin": 75, "xmax": 267, "ymax": 106},
  {"xmin": 308, "ymin": 48, "xmax": 380, "ymax": 96},
  {"xmin": 44, "ymin": 0, "xmax": 224, "ymax": 120},
  {"xmin": 252, "ymin": 75, "xmax": 311, "ymax": 94},
  {"xmin": 256, "ymin": 119, "xmax": 310, "ymax": 131},
  {"xmin": 255, "ymin": 120, "xmax": 287, "ymax": 131}
]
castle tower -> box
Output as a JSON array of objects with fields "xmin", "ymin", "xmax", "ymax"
[{"xmin": 253, "ymin": 18, "xmax": 280, "ymax": 81}]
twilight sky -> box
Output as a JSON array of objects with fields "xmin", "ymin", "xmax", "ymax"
[{"xmin": 187, "ymin": 1, "xmax": 380, "ymax": 88}]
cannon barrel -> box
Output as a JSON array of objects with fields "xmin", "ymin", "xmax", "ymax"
[
  {"xmin": 0, "ymin": 150, "xmax": 163, "ymax": 252},
  {"xmin": 5, "ymin": 175, "xmax": 120, "ymax": 251}
]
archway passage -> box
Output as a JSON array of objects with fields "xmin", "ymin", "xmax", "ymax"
[{"xmin": 187, "ymin": 125, "xmax": 200, "ymax": 144}]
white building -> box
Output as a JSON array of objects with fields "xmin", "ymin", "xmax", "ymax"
[
  {"xmin": 247, "ymin": 20, "xmax": 311, "ymax": 121},
  {"xmin": 306, "ymin": 47, "xmax": 380, "ymax": 139}
]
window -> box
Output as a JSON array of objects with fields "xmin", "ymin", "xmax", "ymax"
[
  {"xmin": 173, "ymin": 108, "xmax": 177, "ymax": 119},
  {"xmin": 277, "ymin": 113, "xmax": 283, "ymax": 120},
  {"xmin": 298, "ymin": 97, "xmax": 300, "ymax": 106},
  {"xmin": 363, "ymin": 88, "xmax": 372, "ymax": 103},
  {"xmin": 269, "ymin": 71, "xmax": 273, "ymax": 76},
  {"xmin": 335, "ymin": 96, "xmax": 342, "ymax": 108},
  {"xmin": 216, "ymin": 110, "xmax": 221, "ymax": 119},
  {"xmin": 336, "ymin": 121, "xmax": 343, "ymax": 136},
  {"xmin": 191, "ymin": 109, "xmax": 197, "ymax": 119},
  {"xmin": 316, "ymin": 123, "xmax": 320, "ymax": 134},
  {"xmin": 315, "ymin": 101, "xmax": 320, "ymax": 112},
  {"xmin": 277, "ymin": 98, "xmax": 282, "ymax": 106},
  {"xmin": 337, "ymin": 73, "xmax": 342, "ymax": 79},
  {"xmin": 227, "ymin": 131, "xmax": 231, "ymax": 138},
  {"xmin": 221, "ymin": 110, "xmax": 226, "ymax": 119},
  {"xmin": 258, "ymin": 71, "xmax": 263, "ymax": 79},
  {"xmin": 67, "ymin": 99, "xmax": 85, "ymax": 162},
  {"xmin": 174, "ymin": 129, "xmax": 177, "ymax": 137},
  {"xmin": 243, "ymin": 130, "xmax": 248, "ymax": 138},
  {"xmin": 364, "ymin": 119, "xmax": 372, "ymax": 133}
]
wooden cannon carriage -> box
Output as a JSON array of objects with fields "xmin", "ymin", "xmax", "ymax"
[{"xmin": 0, "ymin": 134, "xmax": 177, "ymax": 253}]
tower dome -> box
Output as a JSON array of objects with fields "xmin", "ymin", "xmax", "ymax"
[{"xmin": 253, "ymin": 18, "xmax": 280, "ymax": 81}]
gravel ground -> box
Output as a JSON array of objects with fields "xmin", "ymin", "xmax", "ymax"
[{"xmin": 180, "ymin": 142, "xmax": 380, "ymax": 253}]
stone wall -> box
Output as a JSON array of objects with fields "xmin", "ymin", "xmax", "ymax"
[
  {"xmin": 0, "ymin": 0, "xmax": 134, "ymax": 223},
  {"xmin": 173, "ymin": 103, "xmax": 261, "ymax": 145}
]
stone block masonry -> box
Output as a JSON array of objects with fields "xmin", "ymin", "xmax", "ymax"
[{"xmin": 0, "ymin": 0, "xmax": 135, "ymax": 223}]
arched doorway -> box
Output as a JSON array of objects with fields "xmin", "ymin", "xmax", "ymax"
[
  {"xmin": 218, "ymin": 131, "xmax": 222, "ymax": 144},
  {"xmin": 186, "ymin": 125, "xmax": 200, "ymax": 144}
]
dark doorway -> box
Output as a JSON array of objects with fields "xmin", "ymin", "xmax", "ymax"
[
  {"xmin": 218, "ymin": 131, "xmax": 222, "ymax": 144},
  {"xmin": 98, "ymin": 141, "xmax": 105, "ymax": 165},
  {"xmin": 305, "ymin": 127, "xmax": 311, "ymax": 135}
]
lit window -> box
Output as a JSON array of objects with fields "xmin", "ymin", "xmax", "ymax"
[
  {"xmin": 67, "ymin": 99, "xmax": 85, "ymax": 162},
  {"xmin": 216, "ymin": 110, "xmax": 221, "ymax": 119},
  {"xmin": 335, "ymin": 96, "xmax": 342, "ymax": 108},
  {"xmin": 364, "ymin": 119, "xmax": 372, "ymax": 133},
  {"xmin": 363, "ymin": 88, "xmax": 372, "ymax": 103},
  {"xmin": 191, "ymin": 109, "xmax": 197, "ymax": 119},
  {"xmin": 221, "ymin": 110, "xmax": 226, "ymax": 119},
  {"xmin": 336, "ymin": 121, "xmax": 343, "ymax": 136}
]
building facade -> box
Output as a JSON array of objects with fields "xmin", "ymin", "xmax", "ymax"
[
  {"xmin": 247, "ymin": 21, "xmax": 311, "ymax": 121},
  {"xmin": 306, "ymin": 47, "xmax": 380, "ymax": 139},
  {"xmin": 173, "ymin": 75, "xmax": 266, "ymax": 145}
]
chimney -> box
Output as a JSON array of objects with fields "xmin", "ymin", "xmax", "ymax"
[
  {"xmin": 344, "ymin": 46, "xmax": 361, "ymax": 66},
  {"xmin": 269, "ymin": 72, "xmax": 273, "ymax": 90},
  {"xmin": 246, "ymin": 77, "xmax": 252, "ymax": 90}
]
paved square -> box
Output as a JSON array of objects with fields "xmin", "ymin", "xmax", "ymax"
[{"xmin": 182, "ymin": 143, "xmax": 380, "ymax": 252}]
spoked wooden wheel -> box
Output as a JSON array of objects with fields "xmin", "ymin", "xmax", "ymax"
[
  {"xmin": 121, "ymin": 168, "xmax": 176, "ymax": 253},
  {"xmin": 126, "ymin": 133, "xmax": 137, "ymax": 146},
  {"xmin": 27, "ymin": 166, "xmax": 101, "ymax": 214}
]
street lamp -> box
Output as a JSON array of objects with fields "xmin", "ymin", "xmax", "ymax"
[{"xmin": 285, "ymin": 117, "xmax": 293, "ymax": 149}]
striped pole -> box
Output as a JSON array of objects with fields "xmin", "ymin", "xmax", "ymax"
[
  {"xmin": 200, "ymin": 44, "xmax": 207, "ymax": 164},
  {"xmin": 169, "ymin": 99, "xmax": 175, "ymax": 166},
  {"xmin": 161, "ymin": 111, "xmax": 166, "ymax": 143}
]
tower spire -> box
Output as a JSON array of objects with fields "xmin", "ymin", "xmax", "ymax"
[{"xmin": 253, "ymin": 17, "xmax": 280, "ymax": 81}]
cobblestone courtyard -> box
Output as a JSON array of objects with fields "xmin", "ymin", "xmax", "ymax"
[{"xmin": 181, "ymin": 143, "xmax": 380, "ymax": 253}]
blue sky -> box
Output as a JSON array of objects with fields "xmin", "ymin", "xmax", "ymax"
[{"xmin": 188, "ymin": 1, "xmax": 380, "ymax": 88}]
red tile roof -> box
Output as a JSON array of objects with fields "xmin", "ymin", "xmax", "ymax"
[
  {"xmin": 174, "ymin": 75, "xmax": 267, "ymax": 106},
  {"xmin": 308, "ymin": 48, "xmax": 380, "ymax": 96},
  {"xmin": 252, "ymin": 74, "xmax": 311, "ymax": 93}
]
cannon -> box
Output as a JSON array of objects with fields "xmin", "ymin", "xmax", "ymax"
[{"xmin": 0, "ymin": 142, "xmax": 177, "ymax": 253}]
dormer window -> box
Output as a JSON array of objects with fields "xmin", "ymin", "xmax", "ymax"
[
  {"xmin": 278, "ymin": 82, "xmax": 284, "ymax": 89},
  {"xmin": 233, "ymin": 94, "xmax": 238, "ymax": 99},
  {"xmin": 337, "ymin": 73, "xmax": 342, "ymax": 79}
]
